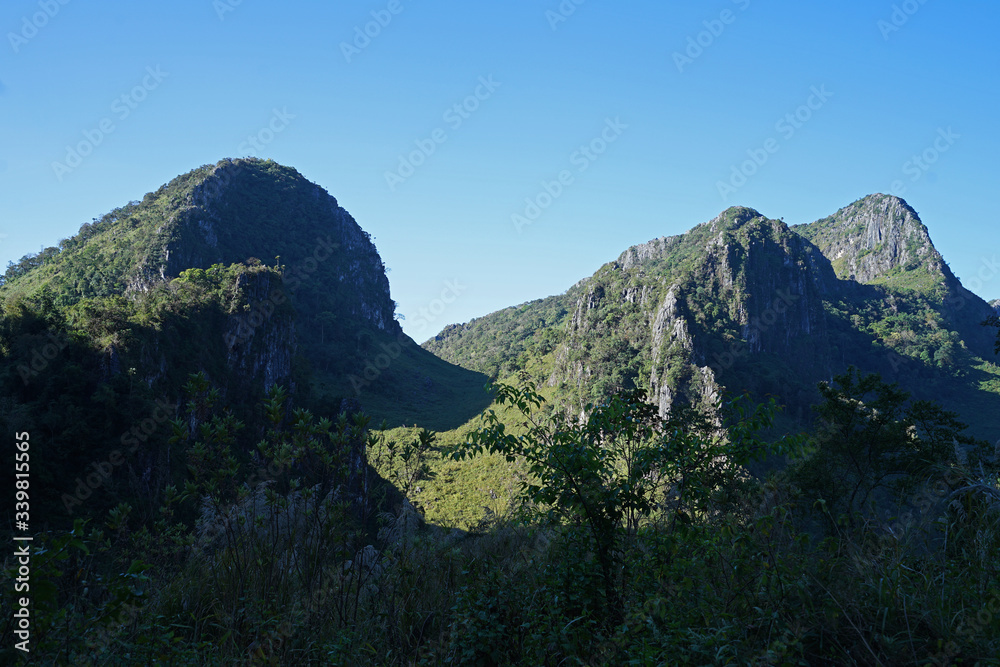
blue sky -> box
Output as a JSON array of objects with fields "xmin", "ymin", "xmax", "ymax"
[{"xmin": 1, "ymin": 0, "xmax": 998, "ymax": 342}]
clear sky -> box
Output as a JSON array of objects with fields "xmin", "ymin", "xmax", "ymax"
[{"xmin": 1, "ymin": 0, "xmax": 998, "ymax": 342}]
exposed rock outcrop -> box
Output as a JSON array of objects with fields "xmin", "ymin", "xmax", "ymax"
[
  {"xmin": 426, "ymin": 195, "xmax": 999, "ymax": 436},
  {"xmin": 794, "ymin": 194, "xmax": 944, "ymax": 284},
  {"xmin": 223, "ymin": 269, "xmax": 296, "ymax": 392},
  {"xmin": 126, "ymin": 158, "xmax": 398, "ymax": 337}
]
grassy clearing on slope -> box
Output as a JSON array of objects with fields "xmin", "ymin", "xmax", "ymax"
[
  {"xmin": 370, "ymin": 374, "xmax": 583, "ymax": 530},
  {"xmin": 319, "ymin": 339, "xmax": 492, "ymax": 433}
]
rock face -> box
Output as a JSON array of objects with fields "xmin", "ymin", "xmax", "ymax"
[
  {"xmin": 794, "ymin": 194, "xmax": 942, "ymax": 284},
  {"xmin": 540, "ymin": 206, "xmax": 842, "ymax": 417},
  {"xmin": 100, "ymin": 267, "xmax": 298, "ymax": 406},
  {"xmin": 4, "ymin": 156, "xmax": 418, "ymax": 405},
  {"xmin": 645, "ymin": 286, "xmax": 716, "ymax": 417},
  {"xmin": 223, "ymin": 269, "xmax": 296, "ymax": 392},
  {"xmin": 425, "ymin": 195, "xmax": 1000, "ymax": 435},
  {"xmin": 129, "ymin": 158, "xmax": 399, "ymax": 338},
  {"xmin": 697, "ymin": 208, "xmax": 829, "ymax": 355},
  {"xmin": 795, "ymin": 194, "xmax": 996, "ymax": 357},
  {"xmin": 618, "ymin": 235, "xmax": 683, "ymax": 270},
  {"xmin": 2, "ymin": 156, "xmax": 492, "ymax": 430}
]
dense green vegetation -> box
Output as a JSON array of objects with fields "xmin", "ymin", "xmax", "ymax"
[
  {"xmin": 3, "ymin": 163, "xmax": 999, "ymax": 664},
  {"xmin": 0, "ymin": 261, "xmax": 295, "ymax": 529},
  {"xmin": 1, "ymin": 157, "xmax": 491, "ymax": 432},
  {"xmin": 3, "ymin": 371, "xmax": 998, "ymax": 664},
  {"xmin": 426, "ymin": 199, "xmax": 1000, "ymax": 441},
  {"xmin": 1, "ymin": 165, "xmax": 216, "ymax": 302}
]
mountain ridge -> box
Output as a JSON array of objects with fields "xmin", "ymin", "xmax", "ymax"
[
  {"xmin": 425, "ymin": 194, "xmax": 1000, "ymax": 437},
  {"xmin": 3, "ymin": 158, "xmax": 399, "ymax": 338},
  {"xmin": 1, "ymin": 158, "xmax": 490, "ymax": 430}
]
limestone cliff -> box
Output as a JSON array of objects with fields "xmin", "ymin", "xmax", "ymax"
[
  {"xmin": 793, "ymin": 194, "xmax": 945, "ymax": 286},
  {"xmin": 125, "ymin": 158, "xmax": 399, "ymax": 338},
  {"xmin": 222, "ymin": 269, "xmax": 296, "ymax": 392},
  {"xmin": 426, "ymin": 196, "xmax": 1000, "ymax": 437}
]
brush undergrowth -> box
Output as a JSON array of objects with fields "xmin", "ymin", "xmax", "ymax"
[{"xmin": 2, "ymin": 371, "xmax": 998, "ymax": 665}]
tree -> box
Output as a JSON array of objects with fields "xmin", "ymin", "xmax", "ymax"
[
  {"xmin": 984, "ymin": 312, "xmax": 1000, "ymax": 355},
  {"xmin": 795, "ymin": 367, "xmax": 978, "ymax": 523},
  {"xmin": 450, "ymin": 377, "xmax": 792, "ymax": 622}
]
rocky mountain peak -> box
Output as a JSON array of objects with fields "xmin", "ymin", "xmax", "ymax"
[
  {"xmin": 617, "ymin": 235, "xmax": 680, "ymax": 270},
  {"xmin": 144, "ymin": 158, "xmax": 400, "ymax": 336},
  {"xmin": 616, "ymin": 207, "xmax": 770, "ymax": 272},
  {"xmin": 425, "ymin": 192, "xmax": 1000, "ymax": 438},
  {"xmin": 792, "ymin": 193, "xmax": 946, "ymax": 286},
  {"xmin": 712, "ymin": 206, "xmax": 766, "ymax": 231}
]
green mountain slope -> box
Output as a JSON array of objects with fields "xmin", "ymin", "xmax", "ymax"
[
  {"xmin": 425, "ymin": 195, "xmax": 1000, "ymax": 439},
  {"xmin": 1, "ymin": 158, "xmax": 489, "ymax": 429}
]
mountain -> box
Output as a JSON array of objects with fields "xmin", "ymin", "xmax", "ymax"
[
  {"xmin": 0, "ymin": 158, "xmax": 492, "ymax": 528},
  {"xmin": 1, "ymin": 158, "xmax": 489, "ymax": 430},
  {"xmin": 791, "ymin": 194, "xmax": 993, "ymax": 350},
  {"xmin": 4, "ymin": 171, "xmax": 998, "ymax": 664},
  {"xmin": 5, "ymin": 159, "xmax": 395, "ymax": 332},
  {"xmin": 425, "ymin": 194, "xmax": 1000, "ymax": 438}
]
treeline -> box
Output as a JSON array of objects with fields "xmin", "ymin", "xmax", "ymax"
[
  {"xmin": 0, "ymin": 262, "xmax": 296, "ymax": 529},
  {"xmin": 2, "ymin": 367, "xmax": 997, "ymax": 664},
  {"xmin": 1, "ymin": 200, "xmax": 143, "ymax": 287}
]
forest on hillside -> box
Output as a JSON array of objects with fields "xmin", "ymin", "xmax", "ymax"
[
  {"xmin": 3, "ymin": 312, "xmax": 1000, "ymax": 663},
  {"xmin": 2, "ymin": 164, "xmax": 999, "ymax": 665}
]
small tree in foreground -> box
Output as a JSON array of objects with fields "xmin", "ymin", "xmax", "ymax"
[
  {"xmin": 449, "ymin": 378, "xmax": 798, "ymax": 623},
  {"xmin": 793, "ymin": 366, "xmax": 987, "ymax": 526}
]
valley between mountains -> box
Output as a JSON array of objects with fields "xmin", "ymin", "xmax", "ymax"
[{"xmin": 2, "ymin": 157, "xmax": 999, "ymax": 664}]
